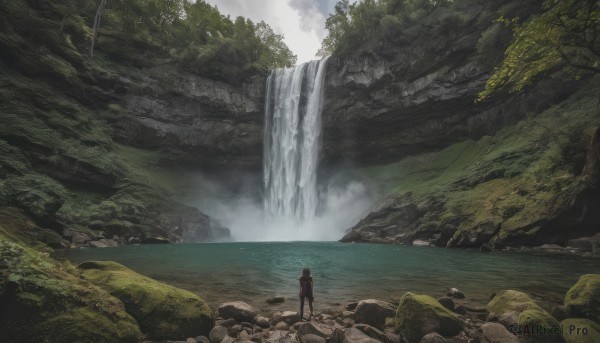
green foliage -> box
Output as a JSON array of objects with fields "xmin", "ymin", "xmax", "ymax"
[{"xmin": 479, "ymin": 0, "xmax": 600, "ymax": 100}]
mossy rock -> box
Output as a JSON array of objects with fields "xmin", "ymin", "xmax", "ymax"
[
  {"xmin": 517, "ymin": 309, "xmax": 563, "ymax": 343},
  {"xmin": 560, "ymin": 318, "xmax": 600, "ymax": 343},
  {"xmin": 564, "ymin": 274, "xmax": 600, "ymax": 324},
  {"xmin": 0, "ymin": 224, "xmax": 143, "ymax": 343},
  {"xmin": 395, "ymin": 292, "xmax": 464, "ymax": 343},
  {"xmin": 487, "ymin": 290, "xmax": 543, "ymax": 321},
  {"xmin": 79, "ymin": 260, "xmax": 213, "ymax": 340}
]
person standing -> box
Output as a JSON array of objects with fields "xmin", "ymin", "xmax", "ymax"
[{"xmin": 299, "ymin": 267, "xmax": 314, "ymax": 320}]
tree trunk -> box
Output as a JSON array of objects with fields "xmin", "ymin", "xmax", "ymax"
[
  {"xmin": 90, "ymin": 0, "xmax": 107, "ymax": 58},
  {"xmin": 583, "ymin": 126, "xmax": 600, "ymax": 186}
]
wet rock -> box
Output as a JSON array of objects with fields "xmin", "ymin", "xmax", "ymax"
[
  {"xmin": 395, "ymin": 292, "xmax": 464, "ymax": 343},
  {"xmin": 300, "ymin": 334, "xmax": 327, "ymax": 343},
  {"xmin": 297, "ymin": 322, "xmax": 334, "ymax": 340},
  {"xmin": 342, "ymin": 311, "xmax": 354, "ymax": 318},
  {"xmin": 274, "ymin": 322, "xmax": 289, "ymax": 331},
  {"xmin": 267, "ymin": 296, "xmax": 286, "ymax": 304},
  {"xmin": 564, "ymin": 274, "xmax": 600, "ymax": 323},
  {"xmin": 567, "ymin": 234, "xmax": 600, "ymax": 255},
  {"xmin": 354, "ymin": 299, "xmax": 396, "ymax": 329},
  {"xmin": 453, "ymin": 306, "xmax": 467, "ymax": 315},
  {"xmin": 480, "ymin": 322, "xmax": 518, "ymax": 343},
  {"xmin": 228, "ymin": 324, "xmax": 243, "ymax": 336},
  {"xmin": 216, "ymin": 319, "xmax": 237, "ymax": 328},
  {"xmin": 217, "ymin": 302, "xmax": 258, "ymax": 323},
  {"xmin": 418, "ymin": 332, "xmax": 447, "ymax": 343},
  {"xmin": 353, "ymin": 324, "xmax": 388, "ymax": 342},
  {"xmin": 446, "ymin": 288, "xmax": 465, "ymax": 299},
  {"xmin": 267, "ymin": 330, "xmax": 295, "ymax": 343},
  {"xmin": 275, "ymin": 311, "xmax": 301, "ymax": 326},
  {"xmin": 256, "ymin": 316, "xmax": 270, "ymax": 329}
]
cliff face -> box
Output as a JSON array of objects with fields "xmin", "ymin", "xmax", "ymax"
[{"xmin": 110, "ymin": 67, "xmax": 265, "ymax": 169}]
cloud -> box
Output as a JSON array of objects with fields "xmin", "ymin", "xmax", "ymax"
[{"xmin": 205, "ymin": 0, "xmax": 333, "ymax": 63}]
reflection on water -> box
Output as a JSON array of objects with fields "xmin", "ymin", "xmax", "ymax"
[{"xmin": 55, "ymin": 242, "xmax": 600, "ymax": 313}]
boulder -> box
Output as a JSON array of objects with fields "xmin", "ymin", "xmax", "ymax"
[
  {"xmin": 331, "ymin": 328, "xmax": 383, "ymax": 343},
  {"xmin": 79, "ymin": 261, "xmax": 213, "ymax": 340},
  {"xmin": 418, "ymin": 333, "xmax": 447, "ymax": 343},
  {"xmin": 486, "ymin": 290, "xmax": 543, "ymax": 322},
  {"xmin": 300, "ymin": 334, "xmax": 327, "ymax": 343},
  {"xmin": 267, "ymin": 330, "xmax": 295, "ymax": 343},
  {"xmin": 217, "ymin": 302, "xmax": 258, "ymax": 323},
  {"xmin": 353, "ymin": 324, "xmax": 389, "ymax": 342},
  {"xmin": 267, "ymin": 296, "xmax": 286, "ymax": 304},
  {"xmin": 560, "ymin": 318, "xmax": 600, "ymax": 343},
  {"xmin": 395, "ymin": 292, "xmax": 464, "ymax": 343},
  {"xmin": 274, "ymin": 311, "xmax": 301, "ymax": 325},
  {"xmin": 480, "ymin": 322, "xmax": 518, "ymax": 343},
  {"xmin": 517, "ymin": 309, "xmax": 562, "ymax": 343},
  {"xmin": 354, "ymin": 299, "xmax": 397, "ymax": 328},
  {"xmin": 256, "ymin": 316, "xmax": 270, "ymax": 328},
  {"xmin": 446, "ymin": 288, "xmax": 465, "ymax": 299},
  {"xmin": 564, "ymin": 274, "xmax": 600, "ymax": 323},
  {"xmin": 274, "ymin": 322, "xmax": 289, "ymax": 331},
  {"xmin": 346, "ymin": 301, "xmax": 359, "ymax": 311},
  {"xmin": 436, "ymin": 297, "xmax": 455, "ymax": 311},
  {"xmin": 297, "ymin": 322, "xmax": 334, "ymax": 340}
]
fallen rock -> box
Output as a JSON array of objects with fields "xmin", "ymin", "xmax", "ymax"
[
  {"xmin": 354, "ymin": 299, "xmax": 396, "ymax": 329},
  {"xmin": 564, "ymin": 274, "xmax": 600, "ymax": 323},
  {"xmin": 217, "ymin": 302, "xmax": 258, "ymax": 323},
  {"xmin": 480, "ymin": 322, "xmax": 518, "ymax": 343},
  {"xmin": 395, "ymin": 292, "xmax": 464, "ymax": 343},
  {"xmin": 267, "ymin": 296, "xmax": 286, "ymax": 304},
  {"xmin": 446, "ymin": 288, "xmax": 465, "ymax": 299}
]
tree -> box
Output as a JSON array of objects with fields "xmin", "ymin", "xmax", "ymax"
[{"xmin": 478, "ymin": 0, "xmax": 600, "ymax": 101}]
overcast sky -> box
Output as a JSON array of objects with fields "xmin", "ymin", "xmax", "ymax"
[{"xmin": 204, "ymin": 0, "xmax": 345, "ymax": 64}]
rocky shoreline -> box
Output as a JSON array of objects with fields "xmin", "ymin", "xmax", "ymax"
[{"xmin": 152, "ymin": 274, "xmax": 600, "ymax": 343}]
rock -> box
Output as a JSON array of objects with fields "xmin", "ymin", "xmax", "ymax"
[
  {"xmin": 353, "ymin": 324, "xmax": 388, "ymax": 342},
  {"xmin": 209, "ymin": 326, "xmax": 229, "ymax": 343},
  {"xmin": 267, "ymin": 330, "xmax": 295, "ymax": 343},
  {"xmin": 88, "ymin": 240, "xmax": 109, "ymax": 248},
  {"xmin": 412, "ymin": 239, "xmax": 430, "ymax": 246},
  {"xmin": 346, "ymin": 301, "xmax": 359, "ymax": 311},
  {"xmin": 560, "ymin": 318, "xmax": 600, "ymax": 343},
  {"xmin": 418, "ymin": 332, "xmax": 447, "ymax": 343},
  {"xmin": 71, "ymin": 231, "xmax": 92, "ymax": 245},
  {"xmin": 480, "ymin": 322, "xmax": 518, "ymax": 343},
  {"xmin": 332, "ymin": 327, "xmax": 382, "ymax": 343},
  {"xmin": 277, "ymin": 311, "xmax": 301, "ymax": 325},
  {"xmin": 274, "ymin": 322, "xmax": 289, "ymax": 331},
  {"xmin": 564, "ymin": 274, "xmax": 600, "ymax": 323},
  {"xmin": 267, "ymin": 296, "xmax": 285, "ymax": 304},
  {"xmin": 395, "ymin": 292, "xmax": 464, "ymax": 343},
  {"xmin": 343, "ymin": 311, "xmax": 354, "ymax": 318},
  {"xmin": 229, "ymin": 324, "xmax": 243, "ymax": 336},
  {"xmin": 187, "ymin": 338, "xmax": 199, "ymax": 343},
  {"xmin": 453, "ymin": 306, "xmax": 467, "ymax": 315},
  {"xmin": 446, "ymin": 288, "xmax": 465, "ymax": 299},
  {"xmin": 300, "ymin": 334, "xmax": 327, "ymax": 343},
  {"xmin": 354, "ymin": 299, "xmax": 396, "ymax": 328},
  {"xmin": 517, "ymin": 309, "xmax": 562, "ymax": 343},
  {"xmin": 217, "ymin": 302, "xmax": 258, "ymax": 323},
  {"xmin": 297, "ymin": 322, "xmax": 334, "ymax": 340},
  {"xmin": 256, "ymin": 316, "xmax": 270, "ymax": 328},
  {"xmin": 195, "ymin": 336, "xmax": 211, "ymax": 343},
  {"xmin": 486, "ymin": 290, "xmax": 543, "ymax": 322},
  {"xmin": 436, "ymin": 297, "xmax": 455, "ymax": 311},
  {"xmin": 79, "ymin": 261, "xmax": 213, "ymax": 340},
  {"xmin": 480, "ymin": 244, "xmax": 493, "ymax": 252},
  {"xmin": 127, "ymin": 236, "xmax": 141, "ymax": 244},
  {"xmin": 216, "ymin": 318, "xmax": 237, "ymax": 328},
  {"xmin": 567, "ymin": 234, "xmax": 600, "ymax": 254}
]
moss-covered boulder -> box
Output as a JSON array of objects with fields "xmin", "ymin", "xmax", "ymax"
[
  {"xmin": 80, "ymin": 260, "xmax": 213, "ymax": 340},
  {"xmin": 564, "ymin": 274, "xmax": 600, "ymax": 323},
  {"xmin": 560, "ymin": 318, "xmax": 600, "ymax": 343},
  {"xmin": 517, "ymin": 309, "xmax": 563, "ymax": 343},
  {"xmin": 0, "ymin": 221, "xmax": 143, "ymax": 343},
  {"xmin": 487, "ymin": 290, "xmax": 543, "ymax": 323},
  {"xmin": 395, "ymin": 292, "xmax": 464, "ymax": 343}
]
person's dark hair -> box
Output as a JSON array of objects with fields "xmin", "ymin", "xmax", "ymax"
[{"xmin": 302, "ymin": 268, "xmax": 310, "ymax": 276}]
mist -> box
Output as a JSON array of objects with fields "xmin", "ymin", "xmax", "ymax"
[{"xmin": 185, "ymin": 172, "xmax": 375, "ymax": 242}]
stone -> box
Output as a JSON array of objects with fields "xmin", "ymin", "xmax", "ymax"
[
  {"xmin": 229, "ymin": 324, "xmax": 243, "ymax": 336},
  {"xmin": 267, "ymin": 330, "xmax": 295, "ymax": 343},
  {"xmin": 209, "ymin": 326, "xmax": 229, "ymax": 343},
  {"xmin": 216, "ymin": 318, "xmax": 237, "ymax": 328},
  {"xmin": 79, "ymin": 261, "xmax": 213, "ymax": 340},
  {"xmin": 297, "ymin": 322, "xmax": 334, "ymax": 340},
  {"xmin": 195, "ymin": 336, "xmax": 210, "ymax": 343},
  {"xmin": 346, "ymin": 301, "xmax": 359, "ymax": 311},
  {"xmin": 71, "ymin": 231, "xmax": 92, "ymax": 244},
  {"xmin": 217, "ymin": 302, "xmax": 259, "ymax": 323},
  {"xmin": 453, "ymin": 306, "xmax": 467, "ymax": 315},
  {"xmin": 436, "ymin": 297, "xmax": 455, "ymax": 311},
  {"xmin": 480, "ymin": 322, "xmax": 518, "ymax": 343},
  {"xmin": 334, "ymin": 327, "xmax": 382, "ymax": 343},
  {"xmin": 187, "ymin": 338, "xmax": 199, "ymax": 343},
  {"xmin": 564, "ymin": 274, "xmax": 600, "ymax": 323},
  {"xmin": 517, "ymin": 309, "xmax": 562, "ymax": 343},
  {"xmin": 300, "ymin": 334, "xmax": 327, "ymax": 343},
  {"xmin": 267, "ymin": 296, "xmax": 285, "ymax": 304},
  {"xmin": 256, "ymin": 316, "xmax": 270, "ymax": 328},
  {"xmin": 418, "ymin": 332, "xmax": 447, "ymax": 343},
  {"xmin": 353, "ymin": 299, "xmax": 396, "ymax": 328},
  {"xmin": 353, "ymin": 324, "xmax": 388, "ymax": 342},
  {"xmin": 560, "ymin": 318, "xmax": 600, "ymax": 343},
  {"xmin": 88, "ymin": 240, "xmax": 109, "ymax": 248},
  {"xmin": 395, "ymin": 292, "xmax": 464, "ymax": 343},
  {"xmin": 343, "ymin": 311, "xmax": 354, "ymax": 318},
  {"xmin": 446, "ymin": 288, "xmax": 465, "ymax": 299},
  {"xmin": 274, "ymin": 322, "xmax": 289, "ymax": 331},
  {"xmin": 127, "ymin": 236, "xmax": 141, "ymax": 244},
  {"xmin": 277, "ymin": 311, "xmax": 301, "ymax": 325}
]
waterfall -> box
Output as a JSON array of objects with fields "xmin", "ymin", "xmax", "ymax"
[{"xmin": 263, "ymin": 57, "xmax": 329, "ymax": 223}]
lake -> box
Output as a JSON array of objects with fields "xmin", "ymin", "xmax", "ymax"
[{"xmin": 55, "ymin": 242, "xmax": 600, "ymax": 314}]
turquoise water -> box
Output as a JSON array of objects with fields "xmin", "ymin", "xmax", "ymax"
[{"xmin": 56, "ymin": 242, "xmax": 600, "ymax": 313}]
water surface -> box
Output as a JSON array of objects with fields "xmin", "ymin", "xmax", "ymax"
[{"xmin": 56, "ymin": 242, "xmax": 600, "ymax": 313}]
